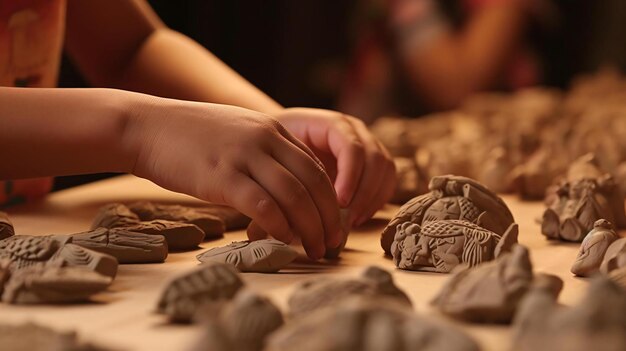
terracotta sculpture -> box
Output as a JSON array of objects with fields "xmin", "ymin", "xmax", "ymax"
[
  {"xmin": 381, "ymin": 175, "xmax": 515, "ymax": 256},
  {"xmin": 0, "ymin": 235, "xmax": 118, "ymax": 278},
  {"xmin": 431, "ymin": 245, "xmax": 535, "ymax": 323},
  {"xmin": 571, "ymin": 219, "xmax": 619, "ymax": 276},
  {"xmin": 512, "ymin": 277, "xmax": 626, "ymax": 351},
  {"xmin": 600, "ymin": 237, "xmax": 626, "ymax": 274},
  {"xmin": 268, "ymin": 297, "xmax": 479, "ymax": 351},
  {"xmin": 128, "ymin": 201, "xmax": 225, "ymax": 238},
  {"xmin": 0, "ymin": 211, "xmax": 15, "ymax": 240},
  {"xmin": 287, "ymin": 266, "xmax": 411, "ymax": 319},
  {"xmin": 542, "ymin": 154, "xmax": 626, "ymax": 242},
  {"xmin": 0, "ymin": 322, "xmax": 110, "ymax": 351},
  {"xmin": 2, "ymin": 265, "xmax": 112, "ymax": 304},
  {"xmin": 156, "ymin": 262, "xmax": 244, "ymax": 323},
  {"xmin": 391, "ymin": 219, "xmax": 518, "ymax": 273},
  {"xmin": 72, "ymin": 227, "xmax": 168, "ymax": 264},
  {"xmin": 197, "ymin": 239, "xmax": 298, "ymax": 273}
]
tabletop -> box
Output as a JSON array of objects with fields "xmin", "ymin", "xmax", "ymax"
[{"xmin": 0, "ymin": 175, "xmax": 613, "ymax": 351}]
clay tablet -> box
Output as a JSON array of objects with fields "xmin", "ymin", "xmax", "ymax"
[
  {"xmin": 0, "ymin": 322, "xmax": 110, "ymax": 351},
  {"xmin": 571, "ymin": 219, "xmax": 619, "ymax": 276},
  {"xmin": 600, "ymin": 237, "xmax": 626, "ymax": 274},
  {"xmin": 128, "ymin": 201, "xmax": 225, "ymax": 239},
  {"xmin": 0, "ymin": 211, "xmax": 15, "ymax": 240},
  {"xmin": 512, "ymin": 277, "xmax": 626, "ymax": 351},
  {"xmin": 196, "ymin": 239, "xmax": 298, "ymax": 273},
  {"xmin": 2, "ymin": 265, "xmax": 112, "ymax": 304},
  {"xmin": 156, "ymin": 262, "xmax": 244, "ymax": 323},
  {"xmin": 123, "ymin": 220, "xmax": 205, "ymax": 251},
  {"xmin": 431, "ymin": 245, "xmax": 534, "ymax": 323},
  {"xmin": 287, "ymin": 266, "xmax": 411, "ymax": 319},
  {"xmin": 267, "ymin": 297, "xmax": 479, "ymax": 351},
  {"xmin": 72, "ymin": 227, "xmax": 168, "ymax": 264}
]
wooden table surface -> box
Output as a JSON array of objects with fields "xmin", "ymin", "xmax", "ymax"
[{"xmin": 1, "ymin": 175, "xmax": 616, "ymax": 351}]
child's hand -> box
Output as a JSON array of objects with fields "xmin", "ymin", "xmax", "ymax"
[
  {"xmin": 129, "ymin": 98, "xmax": 341, "ymax": 259},
  {"xmin": 274, "ymin": 108, "xmax": 396, "ymax": 227}
]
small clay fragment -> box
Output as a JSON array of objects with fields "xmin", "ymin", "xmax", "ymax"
[
  {"xmin": 267, "ymin": 297, "xmax": 479, "ymax": 351},
  {"xmin": 124, "ymin": 220, "xmax": 205, "ymax": 251},
  {"xmin": 197, "ymin": 239, "xmax": 298, "ymax": 273},
  {"xmin": 431, "ymin": 245, "xmax": 534, "ymax": 323},
  {"xmin": 2, "ymin": 265, "xmax": 112, "ymax": 304},
  {"xmin": 571, "ymin": 219, "xmax": 619, "ymax": 276},
  {"xmin": 72, "ymin": 227, "xmax": 168, "ymax": 264},
  {"xmin": 128, "ymin": 202, "xmax": 225, "ymax": 239},
  {"xmin": 0, "ymin": 211, "xmax": 15, "ymax": 240},
  {"xmin": 392, "ymin": 220, "xmax": 518, "ymax": 273},
  {"xmin": 156, "ymin": 262, "xmax": 244, "ymax": 323},
  {"xmin": 194, "ymin": 204, "xmax": 251, "ymax": 231},
  {"xmin": 381, "ymin": 175, "xmax": 515, "ymax": 256},
  {"xmin": 0, "ymin": 322, "xmax": 111, "ymax": 351},
  {"xmin": 512, "ymin": 276, "xmax": 626, "ymax": 351},
  {"xmin": 600, "ymin": 237, "xmax": 626, "ymax": 274},
  {"xmin": 287, "ymin": 266, "xmax": 411, "ymax": 319},
  {"xmin": 91, "ymin": 203, "xmax": 140, "ymax": 229}
]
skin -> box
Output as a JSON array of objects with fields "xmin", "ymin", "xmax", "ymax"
[{"xmin": 0, "ymin": 0, "xmax": 395, "ymax": 260}]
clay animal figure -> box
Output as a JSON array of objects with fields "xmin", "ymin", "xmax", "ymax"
[
  {"xmin": 542, "ymin": 154, "xmax": 626, "ymax": 242},
  {"xmin": 72, "ymin": 227, "xmax": 168, "ymax": 264},
  {"xmin": 0, "ymin": 211, "xmax": 15, "ymax": 240},
  {"xmin": 431, "ymin": 245, "xmax": 535, "ymax": 323},
  {"xmin": 0, "ymin": 235, "xmax": 118, "ymax": 278},
  {"xmin": 128, "ymin": 201, "xmax": 225, "ymax": 238},
  {"xmin": 391, "ymin": 220, "xmax": 518, "ymax": 273},
  {"xmin": 287, "ymin": 266, "xmax": 411, "ymax": 319},
  {"xmin": 197, "ymin": 239, "xmax": 298, "ymax": 273},
  {"xmin": 0, "ymin": 322, "xmax": 111, "ymax": 351},
  {"xmin": 600, "ymin": 237, "xmax": 626, "ymax": 274},
  {"xmin": 123, "ymin": 220, "xmax": 205, "ymax": 251},
  {"xmin": 381, "ymin": 175, "xmax": 515, "ymax": 256},
  {"xmin": 156, "ymin": 262, "xmax": 244, "ymax": 323},
  {"xmin": 571, "ymin": 219, "xmax": 619, "ymax": 276},
  {"xmin": 267, "ymin": 297, "xmax": 480, "ymax": 351},
  {"xmin": 2, "ymin": 265, "xmax": 112, "ymax": 304},
  {"xmin": 512, "ymin": 277, "xmax": 626, "ymax": 351},
  {"xmin": 91, "ymin": 203, "xmax": 141, "ymax": 229}
]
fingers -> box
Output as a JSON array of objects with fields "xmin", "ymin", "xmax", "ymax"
[
  {"xmin": 361, "ymin": 152, "xmax": 397, "ymax": 221},
  {"xmin": 246, "ymin": 220, "xmax": 268, "ymax": 241},
  {"xmin": 219, "ymin": 170, "xmax": 293, "ymax": 244},
  {"xmin": 249, "ymin": 153, "xmax": 332, "ymax": 260}
]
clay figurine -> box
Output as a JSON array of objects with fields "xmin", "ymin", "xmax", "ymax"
[
  {"xmin": 0, "ymin": 211, "xmax": 15, "ymax": 240},
  {"xmin": 156, "ymin": 262, "xmax": 244, "ymax": 323},
  {"xmin": 287, "ymin": 266, "xmax": 411, "ymax": 319},
  {"xmin": 512, "ymin": 276, "xmax": 626, "ymax": 351},
  {"xmin": 392, "ymin": 220, "xmax": 518, "ymax": 273},
  {"xmin": 0, "ymin": 235, "xmax": 118, "ymax": 278},
  {"xmin": 0, "ymin": 322, "xmax": 110, "ymax": 351},
  {"xmin": 194, "ymin": 204, "xmax": 251, "ymax": 230},
  {"xmin": 600, "ymin": 237, "xmax": 626, "ymax": 274},
  {"xmin": 2, "ymin": 265, "xmax": 112, "ymax": 304},
  {"xmin": 128, "ymin": 201, "xmax": 225, "ymax": 238},
  {"xmin": 197, "ymin": 239, "xmax": 298, "ymax": 273},
  {"xmin": 91, "ymin": 203, "xmax": 141, "ymax": 229},
  {"xmin": 571, "ymin": 219, "xmax": 619, "ymax": 276},
  {"xmin": 123, "ymin": 220, "xmax": 205, "ymax": 251},
  {"xmin": 72, "ymin": 227, "xmax": 168, "ymax": 264},
  {"xmin": 542, "ymin": 154, "xmax": 626, "ymax": 242},
  {"xmin": 431, "ymin": 245, "xmax": 534, "ymax": 323},
  {"xmin": 381, "ymin": 175, "xmax": 515, "ymax": 256},
  {"xmin": 267, "ymin": 297, "xmax": 479, "ymax": 351}
]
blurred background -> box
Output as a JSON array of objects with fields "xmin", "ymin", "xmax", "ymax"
[{"xmin": 54, "ymin": 0, "xmax": 626, "ymax": 191}]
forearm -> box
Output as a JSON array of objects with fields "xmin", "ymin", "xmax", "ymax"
[
  {"xmin": 111, "ymin": 29, "xmax": 283, "ymax": 115},
  {"xmin": 0, "ymin": 87, "xmax": 139, "ymax": 179}
]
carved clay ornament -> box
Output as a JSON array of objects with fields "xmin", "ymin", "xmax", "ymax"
[
  {"xmin": 197, "ymin": 239, "xmax": 298, "ymax": 273},
  {"xmin": 2, "ymin": 265, "xmax": 112, "ymax": 304},
  {"xmin": 72, "ymin": 227, "xmax": 168, "ymax": 264},
  {"xmin": 0, "ymin": 211, "xmax": 15, "ymax": 240},
  {"xmin": 571, "ymin": 219, "xmax": 619, "ymax": 277},
  {"xmin": 156, "ymin": 262, "xmax": 244, "ymax": 323},
  {"xmin": 128, "ymin": 202, "xmax": 225, "ymax": 239},
  {"xmin": 391, "ymin": 219, "xmax": 518, "ymax": 273},
  {"xmin": 91, "ymin": 203, "xmax": 141, "ymax": 229},
  {"xmin": 512, "ymin": 276, "xmax": 626, "ymax": 351},
  {"xmin": 267, "ymin": 297, "xmax": 479, "ymax": 351},
  {"xmin": 123, "ymin": 220, "xmax": 205, "ymax": 251},
  {"xmin": 287, "ymin": 266, "xmax": 411, "ymax": 319},
  {"xmin": 600, "ymin": 237, "xmax": 626, "ymax": 274},
  {"xmin": 431, "ymin": 245, "xmax": 534, "ymax": 323},
  {"xmin": 381, "ymin": 175, "xmax": 515, "ymax": 256}
]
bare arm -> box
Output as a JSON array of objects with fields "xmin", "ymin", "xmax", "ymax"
[{"xmin": 64, "ymin": 0, "xmax": 282, "ymax": 114}]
